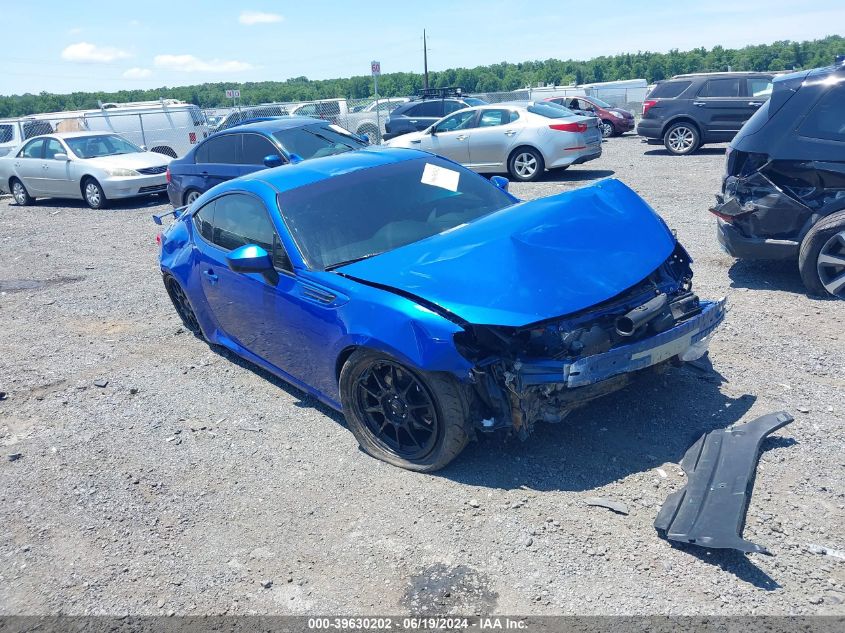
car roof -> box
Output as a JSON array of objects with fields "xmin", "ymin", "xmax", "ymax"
[
  {"xmin": 221, "ymin": 116, "xmax": 327, "ymax": 133},
  {"xmin": 670, "ymin": 71, "xmax": 773, "ymax": 80},
  {"xmin": 229, "ymin": 146, "xmax": 433, "ymax": 195},
  {"xmin": 34, "ymin": 131, "xmax": 124, "ymax": 139}
]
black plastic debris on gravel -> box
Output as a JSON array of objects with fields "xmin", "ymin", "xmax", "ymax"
[{"xmin": 0, "ymin": 276, "xmax": 85, "ymax": 293}]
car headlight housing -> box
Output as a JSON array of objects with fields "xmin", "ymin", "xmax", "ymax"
[
  {"xmin": 104, "ymin": 167, "xmax": 140, "ymax": 177},
  {"xmin": 610, "ymin": 111, "xmax": 624, "ymax": 119}
]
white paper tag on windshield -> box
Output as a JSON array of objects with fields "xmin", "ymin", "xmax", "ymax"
[{"xmin": 421, "ymin": 163, "xmax": 460, "ymax": 192}]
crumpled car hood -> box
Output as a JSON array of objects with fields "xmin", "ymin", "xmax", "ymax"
[{"xmin": 337, "ymin": 178, "xmax": 676, "ymax": 327}]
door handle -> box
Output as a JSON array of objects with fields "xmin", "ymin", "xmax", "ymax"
[
  {"xmin": 42, "ymin": 164, "xmax": 49, "ymax": 169},
  {"xmin": 456, "ymin": 135, "xmax": 468, "ymax": 141},
  {"xmin": 203, "ymin": 269, "xmax": 218, "ymax": 284},
  {"xmin": 692, "ymin": 101, "xmax": 706, "ymax": 106},
  {"xmin": 748, "ymin": 101, "xmax": 763, "ymax": 107},
  {"xmin": 504, "ymin": 130, "xmax": 516, "ymax": 136},
  {"xmin": 410, "ymin": 139, "xmax": 421, "ymax": 144}
]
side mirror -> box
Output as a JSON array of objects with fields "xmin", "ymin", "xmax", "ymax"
[
  {"xmin": 54, "ymin": 153, "xmax": 69, "ymax": 161},
  {"xmin": 140, "ymin": 145, "xmax": 148, "ymax": 151},
  {"xmin": 226, "ymin": 244, "xmax": 278, "ymax": 284},
  {"xmin": 490, "ymin": 175, "xmax": 510, "ymax": 192},
  {"xmin": 263, "ymin": 154, "xmax": 284, "ymax": 168}
]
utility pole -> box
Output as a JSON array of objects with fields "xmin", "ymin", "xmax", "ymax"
[{"xmin": 423, "ymin": 29, "xmax": 429, "ymax": 90}]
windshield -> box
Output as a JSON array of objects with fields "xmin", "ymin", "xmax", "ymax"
[
  {"xmin": 278, "ymin": 156, "xmax": 515, "ymax": 270},
  {"xmin": 589, "ymin": 97, "xmax": 613, "ymax": 108},
  {"xmin": 527, "ymin": 102, "xmax": 577, "ymax": 118},
  {"xmin": 273, "ymin": 124, "xmax": 366, "ymax": 160},
  {"xmin": 65, "ymin": 134, "xmax": 143, "ymax": 158}
]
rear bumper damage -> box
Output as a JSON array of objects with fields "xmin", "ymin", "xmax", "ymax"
[
  {"xmin": 654, "ymin": 411, "xmax": 794, "ymax": 554},
  {"xmin": 716, "ymin": 218, "xmax": 799, "ymax": 260}
]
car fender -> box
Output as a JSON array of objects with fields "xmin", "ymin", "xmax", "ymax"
[{"xmin": 660, "ymin": 115, "xmax": 701, "ymax": 137}]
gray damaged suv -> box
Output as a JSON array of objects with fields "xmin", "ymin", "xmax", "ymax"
[{"xmin": 637, "ymin": 72, "xmax": 774, "ymax": 155}]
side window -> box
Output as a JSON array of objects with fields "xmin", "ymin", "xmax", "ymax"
[
  {"xmin": 442, "ymin": 100, "xmax": 463, "ymax": 115},
  {"xmin": 0, "ymin": 125, "xmax": 13, "ymax": 143},
  {"xmin": 747, "ymin": 78, "xmax": 773, "ymax": 97},
  {"xmin": 195, "ymin": 134, "xmax": 240, "ymax": 164},
  {"xmin": 193, "ymin": 199, "xmax": 215, "ymax": 242},
  {"xmin": 241, "ymin": 134, "xmax": 281, "ymax": 165},
  {"xmin": 19, "ymin": 138, "xmax": 45, "ymax": 158},
  {"xmin": 508, "ymin": 110, "xmax": 520, "ymax": 123},
  {"xmin": 406, "ymin": 102, "xmax": 439, "ymax": 117},
  {"xmin": 211, "ymin": 194, "xmax": 293, "ymax": 272},
  {"xmin": 478, "ymin": 109, "xmax": 509, "ymax": 128},
  {"xmin": 44, "ymin": 139, "xmax": 65, "ymax": 159},
  {"xmin": 435, "ymin": 110, "xmax": 476, "ymax": 133},
  {"xmin": 698, "ymin": 78, "xmax": 741, "ymax": 98},
  {"xmin": 799, "ymin": 85, "xmax": 845, "ymax": 142},
  {"xmin": 296, "ymin": 104, "xmax": 318, "ymax": 117}
]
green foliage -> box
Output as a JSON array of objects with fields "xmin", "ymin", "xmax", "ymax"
[{"xmin": 1, "ymin": 36, "xmax": 842, "ymax": 117}]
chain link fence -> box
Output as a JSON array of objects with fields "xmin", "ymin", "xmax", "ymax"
[{"xmin": 0, "ymin": 86, "xmax": 647, "ymax": 159}]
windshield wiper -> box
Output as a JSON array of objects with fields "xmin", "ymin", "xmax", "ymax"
[{"xmin": 325, "ymin": 252, "xmax": 382, "ymax": 270}]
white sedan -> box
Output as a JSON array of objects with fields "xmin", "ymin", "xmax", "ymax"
[
  {"xmin": 0, "ymin": 131, "xmax": 171, "ymax": 209},
  {"xmin": 385, "ymin": 101, "xmax": 602, "ymax": 182}
]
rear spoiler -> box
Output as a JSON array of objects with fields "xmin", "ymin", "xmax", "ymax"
[{"xmin": 152, "ymin": 205, "xmax": 187, "ymax": 225}]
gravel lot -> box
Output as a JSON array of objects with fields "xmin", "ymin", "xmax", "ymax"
[{"xmin": 1, "ymin": 135, "xmax": 843, "ymax": 617}]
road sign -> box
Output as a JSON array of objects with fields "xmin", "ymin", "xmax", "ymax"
[
  {"xmin": 371, "ymin": 61, "xmax": 381, "ymax": 76},
  {"xmin": 226, "ymin": 89, "xmax": 241, "ymax": 99}
]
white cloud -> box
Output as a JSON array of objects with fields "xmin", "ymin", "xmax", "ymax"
[
  {"xmin": 238, "ymin": 10, "xmax": 283, "ymax": 25},
  {"xmin": 61, "ymin": 42, "xmax": 131, "ymax": 63},
  {"xmin": 123, "ymin": 67, "xmax": 152, "ymax": 79},
  {"xmin": 153, "ymin": 54, "xmax": 253, "ymax": 73}
]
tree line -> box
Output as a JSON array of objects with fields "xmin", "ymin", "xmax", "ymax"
[{"xmin": 1, "ymin": 35, "xmax": 842, "ymax": 117}]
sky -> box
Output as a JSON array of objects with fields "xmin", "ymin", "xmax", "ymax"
[{"xmin": 2, "ymin": 0, "xmax": 844, "ymax": 96}]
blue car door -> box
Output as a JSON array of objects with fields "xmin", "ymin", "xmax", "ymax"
[
  {"xmin": 192, "ymin": 192, "xmax": 339, "ymax": 390},
  {"xmin": 193, "ymin": 133, "xmax": 245, "ymax": 193}
]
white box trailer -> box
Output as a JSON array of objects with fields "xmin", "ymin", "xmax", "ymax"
[{"xmin": 0, "ymin": 99, "xmax": 209, "ymax": 159}]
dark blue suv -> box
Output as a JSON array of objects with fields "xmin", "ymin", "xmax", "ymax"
[{"xmin": 166, "ymin": 117, "xmax": 367, "ymax": 207}]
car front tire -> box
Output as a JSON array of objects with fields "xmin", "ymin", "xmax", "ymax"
[
  {"xmin": 600, "ymin": 120, "xmax": 615, "ymax": 138},
  {"xmin": 798, "ymin": 209, "xmax": 845, "ymax": 299},
  {"xmin": 82, "ymin": 178, "xmax": 108, "ymax": 209},
  {"xmin": 10, "ymin": 178, "xmax": 34, "ymax": 206},
  {"xmin": 339, "ymin": 349, "xmax": 470, "ymax": 472},
  {"xmin": 663, "ymin": 122, "xmax": 700, "ymax": 155}
]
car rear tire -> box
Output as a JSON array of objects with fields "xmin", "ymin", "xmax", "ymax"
[
  {"xmin": 82, "ymin": 178, "xmax": 108, "ymax": 209},
  {"xmin": 151, "ymin": 146, "xmax": 178, "ymax": 158},
  {"xmin": 339, "ymin": 349, "xmax": 470, "ymax": 472},
  {"xmin": 798, "ymin": 210, "xmax": 845, "ymax": 298},
  {"xmin": 183, "ymin": 189, "xmax": 202, "ymax": 206},
  {"xmin": 508, "ymin": 147, "xmax": 545, "ymax": 182},
  {"xmin": 357, "ymin": 124, "xmax": 379, "ymax": 144},
  {"xmin": 663, "ymin": 122, "xmax": 700, "ymax": 155},
  {"xmin": 600, "ymin": 120, "xmax": 615, "ymax": 138},
  {"xmin": 10, "ymin": 178, "xmax": 34, "ymax": 206},
  {"xmin": 164, "ymin": 276, "xmax": 204, "ymax": 336}
]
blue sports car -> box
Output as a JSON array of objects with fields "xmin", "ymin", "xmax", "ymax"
[{"xmin": 155, "ymin": 147, "xmax": 726, "ymax": 471}]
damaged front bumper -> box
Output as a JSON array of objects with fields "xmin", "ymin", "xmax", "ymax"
[{"xmin": 513, "ymin": 298, "xmax": 726, "ymax": 390}]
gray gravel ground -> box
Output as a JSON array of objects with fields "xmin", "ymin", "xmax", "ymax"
[{"xmin": 1, "ymin": 135, "xmax": 844, "ymax": 616}]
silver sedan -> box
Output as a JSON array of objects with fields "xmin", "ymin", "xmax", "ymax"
[
  {"xmin": 0, "ymin": 131, "xmax": 171, "ymax": 209},
  {"xmin": 385, "ymin": 101, "xmax": 602, "ymax": 182}
]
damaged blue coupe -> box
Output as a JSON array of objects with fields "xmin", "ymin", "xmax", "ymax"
[{"xmin": 155, "ymin": 147, "xmax": 725, "ymax": 471}]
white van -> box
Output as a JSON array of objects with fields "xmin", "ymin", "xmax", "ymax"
[{"xmin": 0, "ymin": 99, "xmax": 209, "ymax": 159}]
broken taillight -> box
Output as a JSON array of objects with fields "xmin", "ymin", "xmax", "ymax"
[
  {"xmin": 549, "ymin": 122, "xmax": 587, "ymax": 133},
  {"xmin": 642, "ymin": 100, "xmax": 657, "ymax": 117}
]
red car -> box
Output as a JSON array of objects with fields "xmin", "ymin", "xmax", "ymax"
[{"xmin": 545, "ymin": 95, "xmax": 636, "ymax": 138}]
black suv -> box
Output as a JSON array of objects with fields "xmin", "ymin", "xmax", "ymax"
[
  {"xmin": 383, "ymin": 88, "xmax": 487, "ymax": 141},
  {"xmin": 637, "ymin": 72, "xmax": 774, "ymax": 155},
  {"xmin": 711, "ymin": 60, "xmax": 845, "ymax": 298}
]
